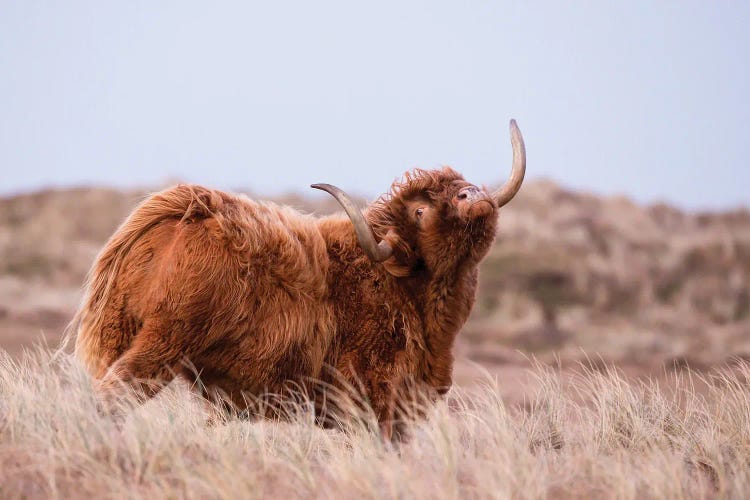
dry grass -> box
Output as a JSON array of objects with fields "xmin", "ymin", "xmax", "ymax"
[{"xmin": 2, "ymin": 347, "xmax": 750, "ymax": 499}]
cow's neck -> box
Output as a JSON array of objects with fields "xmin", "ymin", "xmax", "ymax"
[
  {"xmin": 318, "ymin": 216, "xmax": 481, "ymax": 390},
  {"xmin": 398, "ymin": 258, "xmax": 480, "ymax": 391}
]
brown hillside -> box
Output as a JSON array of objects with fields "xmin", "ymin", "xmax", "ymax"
[{"xmin": 1, "ymin": 182, "xmax": 748, "ymax": 380}]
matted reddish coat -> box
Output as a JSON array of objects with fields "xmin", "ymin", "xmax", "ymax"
[{"xmin": 72, "ymin": 120, "xmax": 526, "ymax": 435}]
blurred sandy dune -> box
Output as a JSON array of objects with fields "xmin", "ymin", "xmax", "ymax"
[{"xmin": 1, "ymin": 181, "xmax": 748, "ymax": 391}]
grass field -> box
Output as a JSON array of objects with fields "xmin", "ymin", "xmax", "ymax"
[
  {"xmin": 2, "ymin": 346, "xmax": 749, "ymax": 499},
  {"xmin": 2, "ymin": 185, "xmax": 748, "ymax": 498}
]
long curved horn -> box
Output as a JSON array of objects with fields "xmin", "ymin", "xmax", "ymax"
[
  {"xmin": 311, "ymin": 183, "xmax": 393, "ymax": 262},
  {"xmin": 493, "ymin": 119, "xmax": 526, "ymax": 207}
]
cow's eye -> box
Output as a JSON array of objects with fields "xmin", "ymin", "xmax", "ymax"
[{"xmin": 415, "ymin": 208, "xmax": 424, "ymax": 218}]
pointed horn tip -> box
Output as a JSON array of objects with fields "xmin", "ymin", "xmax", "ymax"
[
  {"xmin": 508, "ymin": 119, "xmax": 525, "ymax": 152},
  {"xmin": 509, "ymin": 119, "xmax": 522, "ymax": 137}
]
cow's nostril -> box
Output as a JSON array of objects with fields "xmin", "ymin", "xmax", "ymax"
[{"xmin": 458, "ymin": 192, "xmax": 468, "ymax": 200}]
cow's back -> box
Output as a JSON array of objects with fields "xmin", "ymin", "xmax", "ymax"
[{"xmin": 73, "ymin": 185, "xmax": 334, "ymax": 397}]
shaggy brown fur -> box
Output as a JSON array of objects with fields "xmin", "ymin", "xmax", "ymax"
[{"xmin": 72, "ymin": 167, "xmax": 501, "ymax": 436}]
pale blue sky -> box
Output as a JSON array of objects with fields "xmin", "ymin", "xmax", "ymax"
[{"xmin": 1, "ymin": 1, "xmax": 748, "ymax": 209}]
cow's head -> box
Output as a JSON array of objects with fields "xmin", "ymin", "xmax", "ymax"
[{"xmin": 313, "ymin": 119, "xmax": 526, "ymax": 277}]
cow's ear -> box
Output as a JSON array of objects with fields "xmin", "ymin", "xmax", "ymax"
[
  {"xmin": 383, "ymin": 257, "xmax": 412, "ymax": 277},
  {"xmin": 380, "ymin": 230, "xmax": 415, "ymax": 277}
]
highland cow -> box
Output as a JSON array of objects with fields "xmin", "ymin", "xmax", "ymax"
[{"xmin": 72, "ymin": 120, "xmax": 526, "ymax": 436}]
